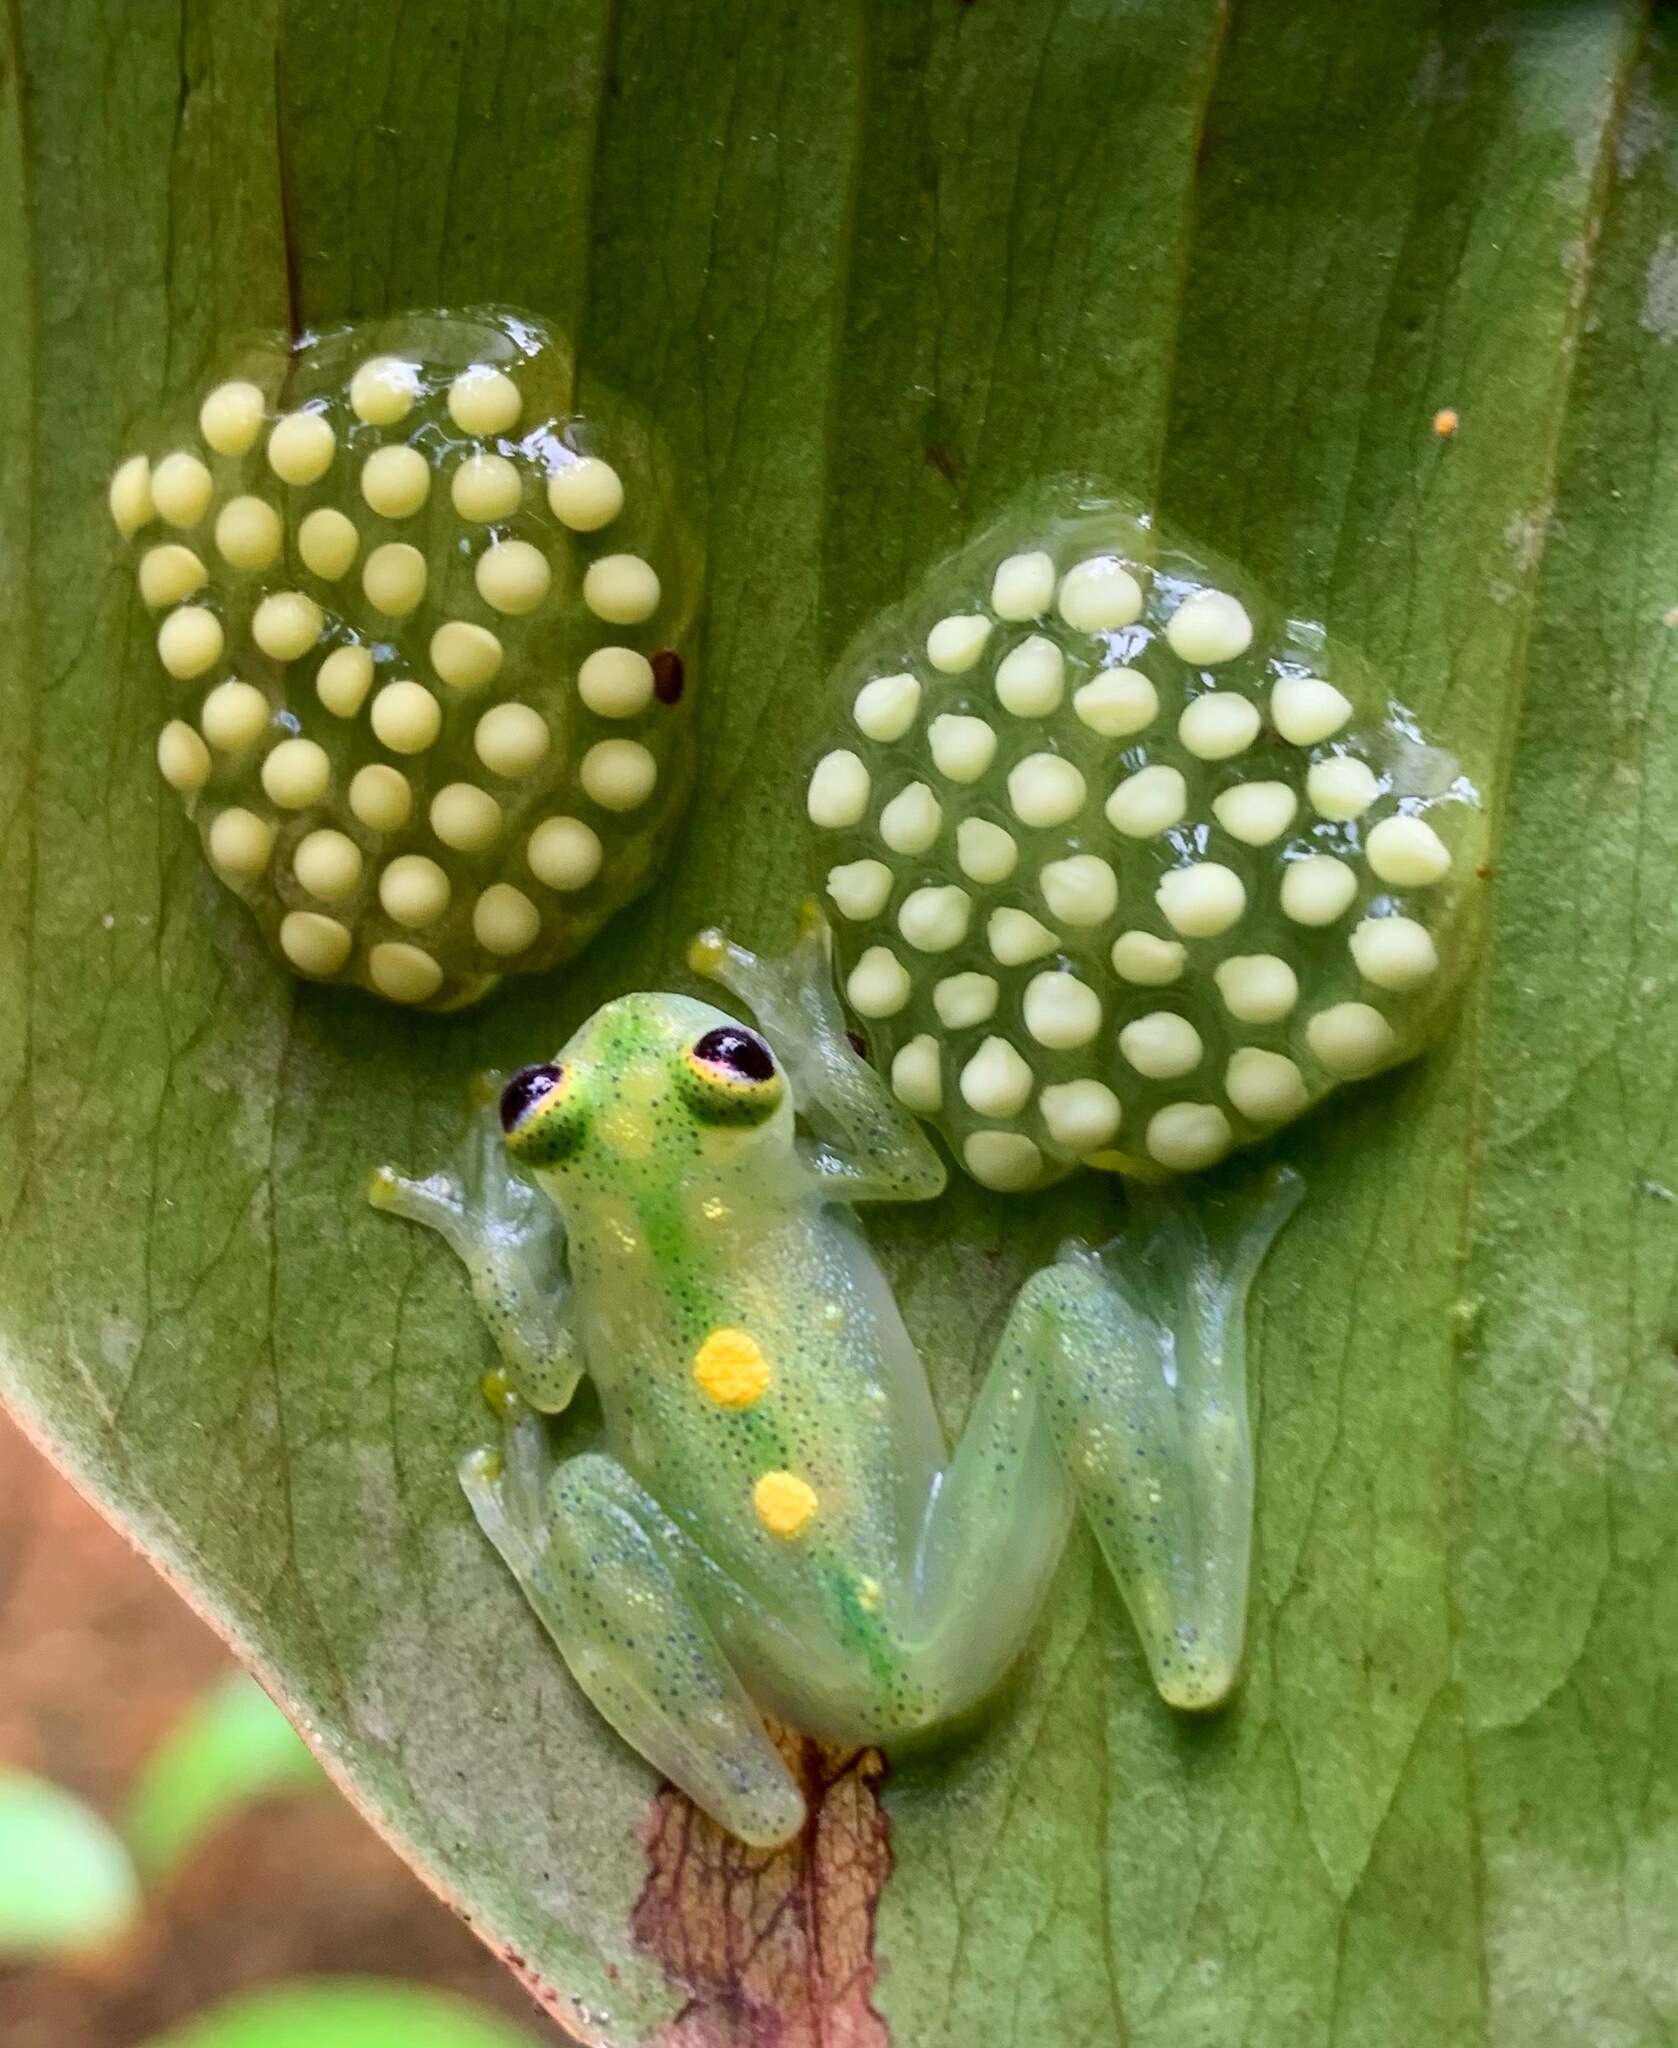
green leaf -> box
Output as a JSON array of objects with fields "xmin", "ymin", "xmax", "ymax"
[
  {"xmin": 2, "ymin": 4, "xmax": 1675, "ymax": 2045},
  {"xmin": 127, "ymin": 1671, "xmax": 327, "ymax": 1883},
  {"xmin": 139, "ymin": 1980, "xmax": 541, "ymax": 2048},
  {"xmin": 0, "ymin": 1769, "xmax": 140, "ymax": 1959}
]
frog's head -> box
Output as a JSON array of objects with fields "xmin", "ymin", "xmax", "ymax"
[{"xmin": 496, "ymin": 990, "xmax": 791, "ymax": 1183}]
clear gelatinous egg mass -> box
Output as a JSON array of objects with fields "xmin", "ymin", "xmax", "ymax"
[
  {"xmin": 807, "ymin": 491, "xmax": 1484, "ymax": 1191},
  {"xmin": 113, "ymin": 306, "xmax": 701, "ymax": 1010}
]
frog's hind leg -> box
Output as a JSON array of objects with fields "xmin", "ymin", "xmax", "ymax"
[
  {"xmin": 367, "ymin": 1072, "xmax": 582, "ymax": 1413},
  {"xmin": 1040, "ymin": 1167, "xmax": 1303, "ymax": 1709},
  {"xmin": 461, "ymin": 1422, "xmax": 806, "ymax": 1849}
]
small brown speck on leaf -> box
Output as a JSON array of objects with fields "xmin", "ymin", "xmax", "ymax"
[
  {"xmin": 1432, "ymin": 406, "xmax": 1460, "ymax": 438},
  {"xmin": 632, "ymin": 1730, "xmax": 892, "ymax": 2048},
  {"xmin": 653, "ymin": 650, "xmax": 686, "ymax": 704},
  {"xmin": 846, "ymin": 1031, "xmax": 870, "ymax": 1062}
]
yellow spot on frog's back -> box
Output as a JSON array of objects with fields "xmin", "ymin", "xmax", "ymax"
[
  {"xmin": 693, "ymin": 1327, "xmax": 771, "ymax": 1409},
  {"xmin": 701, "ymin": 1196, "xmax": 730, "ymax": 1223},
  {"xmin": 856, "ymin": 1574, "xmax": 882, "ymax": 1613},
  {"xmin": 753, "ymin": 1469, "xmax": 818, "ymax": 1539},
  {"xmin": 599, "ymin": 1106, "xmax": 653, "ymax": 1158}
]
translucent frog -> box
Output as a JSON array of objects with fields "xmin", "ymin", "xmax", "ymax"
[{"xmin": 369, "ymin": 910, "xmax": 1298, "ymax": 1845}]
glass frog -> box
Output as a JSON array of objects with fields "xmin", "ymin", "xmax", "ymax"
[{"xmin": 369, "ymin": 908, "xmax": 1298, "ymax": 1846}]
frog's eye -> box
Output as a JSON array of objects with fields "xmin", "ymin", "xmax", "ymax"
[
  {"xmin": 680, "ymin": 1027, "xmax": 784, "ymax": 1126},
  {"xmin": 500, "ymin": 1062, "xmax": 585, "ymax": 1166}
]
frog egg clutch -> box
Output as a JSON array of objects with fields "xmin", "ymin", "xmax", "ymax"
[
  {"xmin": 112, "ymin": 307, "xmax": 700, "ymax": 1010},
  {"xmin": 807, "ymin": 493, "xmax": 1481, "ymax": 1190}
]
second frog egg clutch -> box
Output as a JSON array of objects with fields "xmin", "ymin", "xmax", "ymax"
[{"xmin": 807, "ymin": 489, "xmax": 1483, "ymax": 1188}]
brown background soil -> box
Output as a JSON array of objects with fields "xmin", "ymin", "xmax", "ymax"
[{"xmin": 0, "ymin": 1411, "xmax": 571, "ymax": 2048}]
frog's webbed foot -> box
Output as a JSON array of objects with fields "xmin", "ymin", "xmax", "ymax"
[
  {"xmin": 367, "ymin": 1071, "xmax": 582, "ymax": 1412},
  {"xmin": 689, "ymin": 905, "xmax": 945, "ymax": 1203},
  {"xmin": 1044, "ymin": 1165, "xmax": 1304, "ymax": 1708},
  {"xmin": 461, "ymin": 1423, "xmax": 806, "ymax": 1849}
]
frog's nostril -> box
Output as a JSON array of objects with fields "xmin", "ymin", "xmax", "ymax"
[{"xmin": 500, "ymin": 1063, "xmax": 562, "ymax": 1133}]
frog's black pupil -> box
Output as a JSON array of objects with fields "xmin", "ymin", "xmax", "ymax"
[
  {"xmin": 694, "ymin": 1027, "xmax": 774, "ymax": 1082},
  {"xmin": 500, "ymin": 1063, "xmax": 562, "ymax": 1132}
]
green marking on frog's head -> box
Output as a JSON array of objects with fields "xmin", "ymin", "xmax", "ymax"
[{"xmin": 499, "ymin": 990, "xmax": 792, "ymax": 1181}]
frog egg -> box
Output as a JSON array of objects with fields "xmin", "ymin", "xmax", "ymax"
[
  {"xmin": 1106, "ymin": 764, "xmax": 1187, "ymax": 838},
  {"xmin": 927, "ymin": 614, "xmax": 993, "ymax": 673},
  {"xmin": 879, "ymin": 781, "xmax": 942, "ymax": 855},
  {"xmin": 578, "ymin": 646, "xmax": 653, "ymax": 718},
  {"xmin": 527, "ymin": 817, "xmax": 603, "ymax": 892},
  {"xmin": 1349, "ymin": 914, "xmax": 1439, "ymax": 990},
  {"xmin": 1225, "ymin": 1049, "xmax": 1309, "ymax": 1123},
  {"xmin": 199, "ymin": 381, "xmax": 265, "ymax": 455},
  {"xmin": 1165, "ymin": 589, "xmax": 1251, "ymax": 665},
  {"xmin": 430, "ymin": 621, "xmax": 505, "ymax": 694},
  {"xmin": 363, "ymin": 542, "xmax": 428, "ymax": 616},
  {"xmin": 157, "ymin": 719, "xmax": 211, "ymax": 792},
  {"xmin": 261, "ymin": 737, "xmax": 331, "ymax": 809},
  {"xmin": 1366, "ymin": 813, "xmax": 1452, "ymax": 886},
  {"xmin": 1073, "ymin": 668, "xmax": 1157, "ymax": 738},
  {"xmin": 349, "ymin": 765, "xmax": 414, "ymax": 833},
  {"xmin": 474, "ymin": 883, "xmax": 542, "ymax": 956},
  {"xmin": 214, "ymin": 497, "xmax": 283, "ymax": 572},
  {"xmin": 350, "ymin": 355, "xmax": 421, "ymax": 425},
  {"xmin": 316, "ymin": 645, "xmax": 376, "ymax": 718},
  {"xmin": 431, "ymin": 782, "xmax": 504, "ymax": 853},
  {"xmin": 280, "ymin": 911, "xmax": 353, "ymax": 977},
  {"xmin": 1007, "ymin": 753, "xmax": 1085, "ymax": 828},
  {"xmin": 293, "ymin": 828, "xmax": 363, "ymax": 902},
  {"xmin": 927, "ymin": 713, "xmax": 996, "ymax": 782},
  {"xmin": 933, "ymin": 972, "xmax": 998, "ymax": 1029},
  {"xmin": 361, "ymin": 444, "xmax": 431, "ymax": 519},
  {"xmin": 994, "ymin": 636, "xmax": 1064, "ymax": 716},
  {"xmin": 963, "ymin": 1132, "xmax": 1045, "ymax": 1191},
  {"xmin": 452, "ymin": 452, "xmax": 524, "ymax": 523},
  {"xmin": 108, "ymin": 454, "xmax": 154, "ymax": 536},
  {"xmin": 207, "ymin": 807, "xmax": 274, "ymax": 878},
  {"xmin": 1271, "ymin": 676, "xmax": 1352, "ymax": 745},
  {"xmin": 891, "ymin": 1035, "xmax": 944, "ymax": 1113},
  {"xmin": 1213, "ymin": 781, "xmax": 1297, "ymax": 846},
  {"xmin": 368, "ymin": 941, "xmax": 444, "ymax": 1004},
  {"xmin": 1058, "ymin": 555, "xmax": 1143, "ymax": 631},
  {"xmin": 200, "ymin": 680, "xmax": 270, "ymax": 752},
  {"xmin": 152, "ymin": 452, "xmax": 214, "ymax": 528},
  {"xmin": 1022, "ymin": 971, "xmax": 1101, "ymax": 1050},
  {"xmin": 1039, "ymin": 1078, "xmax": 1122, "ymax": 1154},
  {"xmin": 808, "ymin": 486, "xmax": 1478, "ymax": 1188},
  {"xmin": 583, "ymin": 554, "xmax": 660, "ymax": 624},
  {"xmin": 1146, "ymin": 1102, "xmax": 1232, "ymax": 1171},
  {"xmin": 448, "ymin": 364, "xmax": 521, "ymax": 435},
  {"xmin": 379, "ymin": 854, "xmax": 451, "ymax": 928},
  {"xmin": 548, "ymin": 456, "xmax": 624, "ymax": 532},
  {"xmin": 476, "ymin": 539, "xmax": 550, "ymax": 616},
  {"xmin": 297, "ymin": 507, "xmax": 360, "ymax": 581},
  {"xmin": 252, "ymin": 591, "xmax": 323, "ymax": 662},
  {"xmin": 138, "ymin": 544, "xmax": 207, "ymax": 608},
  {"xmin": 854, "ymin": 672, "xmax": 921, "ymax": 741},
  {"xmin": 1280, "ymin": 855, "xmax": 1358, "ymax": 927},
  {"xmin": 266, "ymin": 410, "xmax": 335, "ymax": 486},
  {"xmin": 371, "ymin": 680, "xmax": 442, "ymax": 755},
  {"xmin": 158, "ymin": 606, "xmax": 224, "ymax": 680},
  {"xmin": 120, "ymin": 308, "xmax": 702, "ymax": 1010}
]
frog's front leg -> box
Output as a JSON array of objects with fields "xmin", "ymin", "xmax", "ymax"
[
  {"xmin": 367, "ymin": 1074, "xmax": 582, "ymax": 1413},
  {"xmin": 689, "ymin": 902, "xmax": 947, "ymax": 1202},
  {"xmin": 462, "ymin": 1402, "xmax": 806, "ymax": 1848}
]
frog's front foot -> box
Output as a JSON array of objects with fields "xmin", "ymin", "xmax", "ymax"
[{"xmin": 461, "ymin": 1403, "xmax": 807, "ymax": 1849}]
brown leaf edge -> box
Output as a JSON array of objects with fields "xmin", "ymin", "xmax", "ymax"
[{"xmin": 632, "ymin": 1732, "xmax": 893, "ymax": 2048}]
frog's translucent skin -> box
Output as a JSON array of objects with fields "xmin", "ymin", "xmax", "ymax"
[
  {"xmin": 806, "ymin": 487, "xmax": 1484, "ymax": 1188},
  {"xmin": 113, "ymin": 307, "xmax": 701, "ymax": 1011},
  {"xmin": 368, "ymin": 911, "xmax": 1297, "ymax": 1846}
]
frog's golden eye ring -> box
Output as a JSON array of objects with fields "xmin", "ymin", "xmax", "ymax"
[
  {"xmin": 680, "ymin": 1027, "xmax": 784, "ymax": 1126},
  {"xmin": 500, "ymin": 1062, "xmax": 584, "ymax": 1166}
]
